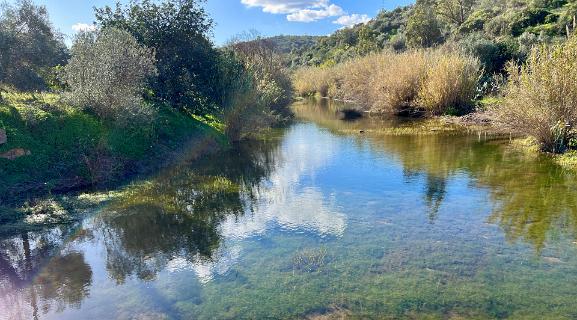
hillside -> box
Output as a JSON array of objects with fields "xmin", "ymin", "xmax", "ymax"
[{"xmin": 274, "ymin": 0, "xmax": 577, "ymax": 72}]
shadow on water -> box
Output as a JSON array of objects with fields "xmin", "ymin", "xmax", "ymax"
[
  {"xmin": 0, "ymin": 132, "xmax": 287, "ymax": 318},
  {"xmin": 95, "ymin": 137, "xmax": 284, "ymax": 284}
]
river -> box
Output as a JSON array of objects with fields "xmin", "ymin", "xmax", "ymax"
[{"xmin": 2, "ymin": 99, "xmax": 577, "ymax": 319}]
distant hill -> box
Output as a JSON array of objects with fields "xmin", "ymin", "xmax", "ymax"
[
  {"xmin": 264, "ymin": 0, "xmax": 577, "ymax": 72},
  {"xmin": 264, "ymin": 35, "xmax": 322, "ymax": 54}
]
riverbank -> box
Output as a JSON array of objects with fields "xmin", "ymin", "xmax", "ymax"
[{"xmin": 0, "ymin": 91, "xmax": 230, "ymax": 233}]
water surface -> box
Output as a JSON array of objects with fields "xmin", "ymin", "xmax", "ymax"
[{"xmin": 2, "ymin": 99, "xmax": 577, "ymax": 319}]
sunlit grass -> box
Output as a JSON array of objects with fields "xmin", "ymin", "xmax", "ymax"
[{"xmin": 293, "ymin": 49, "xmax": 481, "ymax": 116}]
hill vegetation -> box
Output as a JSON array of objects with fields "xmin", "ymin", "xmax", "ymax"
[
  {"xmin": 289, "ymin": 0, "xmax": 577, "ymax": 154},
  {"xmin": 283, "ymin": 0, "xmax": 577, "ymax": 73}
]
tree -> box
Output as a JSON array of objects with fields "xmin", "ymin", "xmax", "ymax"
[
  {"xmin": 64, "ymin": 28, "xmax": 157, "ymax": 121},
  {"xmin": 406, "ymin": 0, "xmax": 443, "ymax": 48},
  {"xmin": 436, "ymin": 0, "xmax": 475, "ymax": 26},
  {"xmin": 94, "ymin": 0, "xmax": 222, "ymax": 115},
  {"xmin": 0, "ymin": 0, "xmax": 68, "ymax": 91}
]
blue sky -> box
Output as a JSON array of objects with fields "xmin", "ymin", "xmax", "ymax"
[{"xmin": 15, "ymin": 0, "xmax": 414, "ymax": 45}]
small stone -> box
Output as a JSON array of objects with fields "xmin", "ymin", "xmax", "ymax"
[
  {"xmin": 0, "ymin": 148, "xmax": 31, "ymax": 160},
  {"xmin": 0, "ymin": 129, "xmax": 6, "ymax": 145}
]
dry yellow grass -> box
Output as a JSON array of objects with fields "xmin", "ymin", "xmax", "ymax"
[
  {"xmin": 292, "ymin": 49, "xmax": 481, "ymax": 116},
  {"xmin": 494, "ymin": 36, "xmax": 577, "ymax": 153}
]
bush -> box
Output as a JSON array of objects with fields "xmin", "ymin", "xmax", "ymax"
[
  {"xmin": 95, "ymin": 0, "xmax": 222, "ymax": 115},
  {"xmin": 223, "ymin": 35, "xmax": 294, "ymax": 141},
  {"xmin": 495, "ymin": 36, "xmax": 577, "ymax": 153},
  {"xmin": 458, "ymin": 33, "xmax": 520, "ymax": 73},
  {"xmin": 367, "ymin": 51, "xmax": 428, "ymax": 114},
  {"xmin": 292, "ymin": 67, "xmax": 329, "ymax": 97},
  {"xmin": 64, "ymin": 28, "xmax": 157, "ymax": 122}
]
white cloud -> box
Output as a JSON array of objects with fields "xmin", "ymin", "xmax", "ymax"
[
  {"xmin": 72, "ymin": 23, "xmax": 97, "ymax": 33},
  {"xmin": 287, "ymin": 4, "xmax": 344, "ymax": 22},
  {"xmin": 241, "ymin": 0, "xmax": 327, "ymax": 14},
  {"xmin": 333, "ymin": 14, "xmax": 371, "ymax": 27},
  {"xmin": 241, "ymin": 0, "xmax": 344, "ymax": 22}
]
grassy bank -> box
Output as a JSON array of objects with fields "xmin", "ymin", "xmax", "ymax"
[{"xmin": 0, "ymin": 91, "xmax": 227, "ymax": 206}]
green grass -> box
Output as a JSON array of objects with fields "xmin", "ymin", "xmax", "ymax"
[
  {"xmin": 0, "ymin": 91, "xmax": 228, "ymax": 205},
  {"xmin": 555, "ymin": 151, "xmax": 577, "ymax": 169}
]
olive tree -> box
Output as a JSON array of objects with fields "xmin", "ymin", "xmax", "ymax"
[
  {"xmin": 0, "ymin": 0, "xmax": 68, "ymax": 91},
  {"xmin": 64, "ymin": 28, "xmax": 157, "ymax": 121},
  {"xmin": 406, "ymin": 0, "xmax": 443, "ymax": 48},
  {"xmin": 94, "ymin": 0, "xmax": 222, "ymax": 115}
]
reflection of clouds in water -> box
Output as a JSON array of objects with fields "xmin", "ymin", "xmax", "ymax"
[
  {"xmin": 166, "ymin": 246, "xmax": 242, "ymax": 284},
  {"xmin": 222, "ymin": 188, "xmax": 344, "ymax": 240},
  {"xmin": 171, "ymin": 125, "xmax": 347, "ymax": 281},
  {"xmin": 222, "ymin": 125, "xmax": 346, "ymax": 239}
]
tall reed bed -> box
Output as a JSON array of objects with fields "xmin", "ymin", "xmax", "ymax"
[
  {"xmin": 293, "ymin": 49, "xmax": 481, "ymax": 116},
  {"xmin": 495, "ymin": 36, "xmax": 577, "ymax": 153}
]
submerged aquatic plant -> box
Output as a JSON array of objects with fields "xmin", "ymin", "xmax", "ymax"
[{"xmin": 292, "ymin": 247, "xmax": 328, "ymax": 273}]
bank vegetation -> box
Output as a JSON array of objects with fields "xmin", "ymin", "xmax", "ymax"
[{"xmin": 0, "ymin": 0, "xmax": 292, "ymax": 202}]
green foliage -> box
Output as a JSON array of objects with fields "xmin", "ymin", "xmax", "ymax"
[
  {"xmin": 0, "ymin": 92, "xmax": 224, "ymax": 204},
  {"xmin": 278, "ymin": 0, "xmax": 576, "ymax": 75},
  {"xmin": 282, "ymin": 7, "xmax": 410, "ymax": 67},
  {"xmin": 509, "ymin": 7, "xmax": 551, "ymax": 36},
  {"xmin": 458, "ymin": 33, "xmax": 521, "ymax": 73},
  {"xmin": 406, "ymin": 0, "xmax": 444, "ymax": 48},
  {"xmin": 436, "ymin": 0, "xmax": 476, "ymax": 26},
  {"xmin": 94, "ymin": 0, "xmax": 221, "ymax": 115},
  {"xmin": 64, "ymin": 28, "xmax": 157, "ymax": 122},
  {"xmin": 223, "ymin": 33, "xmax": 294, "ymax": 141},
  {"xmin": 0, "ymin": 0, "xmax": 68, "ymax": 91}
]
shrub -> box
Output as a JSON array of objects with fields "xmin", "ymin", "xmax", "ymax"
[
  {"xmin": 367, "ymin": 51, "xmax": 428, "ymax": 114},
  {"xmin": 64, "ymin": 28, "xmax": 157, "ymax": 122},
  {"xmin": 495, "ymin": 36, "xmax": 577, "ymax": 153},
  {"xmin": 292, "ymin": 67, "xmax": 329, "ymax": 97},
  {"xmin": 223, "ymin": 35, "xmax": 294, "ymax": 141},
  {"xmin": 458, "ymin": 33, "xmax": 520, "ymax": 73}
]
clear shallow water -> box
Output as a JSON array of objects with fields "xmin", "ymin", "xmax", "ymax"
[{"xmin": 3, "ymin": 99, "xmax": 577, "ymax": 319}]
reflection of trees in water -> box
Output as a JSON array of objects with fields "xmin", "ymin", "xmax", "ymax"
[
  {"xmin": 364, "ymin": 131, "xmax": 577, "ymax": 251},
  {"xmin": 402, "ymin": 168, "xmax": 448, "ymax": 223},
  {"xmin": 0, "ymin": 226, "xmax": 92, "ymax": 319},
  {"xmin": 424, "ymin": 175, "xmax": 447, "ymax": 223},
  {"xmin": 298, "ymin": 97, "xmax": 577, "ymax": 250},
  {"xmin": 97, "ymin": 137, "xmax": 283, "ymax": 283}
]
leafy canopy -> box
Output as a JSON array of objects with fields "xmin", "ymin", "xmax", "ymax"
[
  {"xmin": 94, "ymin": 0, "xmax": 222, "ymax": 115},
  {"xmin": 64, "ymin": 28, "xmax": 157, "ymax": 122},
  {"xmin": 0, "ymin": 0, "xmax": 68, "ymax": 91}
]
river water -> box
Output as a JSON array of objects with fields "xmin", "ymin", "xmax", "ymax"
[{"xmin": 2, "ymin": 99, "xmax": 577, "ymax": 319}]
